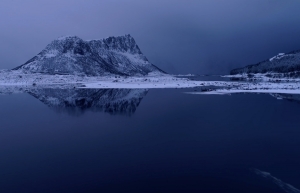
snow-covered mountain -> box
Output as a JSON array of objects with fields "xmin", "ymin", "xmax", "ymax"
[
  {"xmin": 27, "ymin": 88, "xmax": 148, "ymax": 115},
  {"xmin": 230, "ymin": 50, "xmax": 300, "ymax": 76},
  {"xmin": 13, "ymin": 35, "xmax": 164, "ymax": 76}
]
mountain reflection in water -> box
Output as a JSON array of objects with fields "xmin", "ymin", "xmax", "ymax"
[{"xmin": 0, "ymin": 86, "xmax": 148, "ymax": 115}]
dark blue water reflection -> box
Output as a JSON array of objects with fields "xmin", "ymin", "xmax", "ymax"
[{"xmin": 0, "ymin": 85, "xmax": 300, "ymax": 192}]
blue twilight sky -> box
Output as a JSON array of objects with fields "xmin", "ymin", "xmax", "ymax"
[{"xmin": 0, "ymin": 0, "xmax": 300, "ymax": 74}]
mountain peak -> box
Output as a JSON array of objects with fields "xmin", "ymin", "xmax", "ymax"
[{"xmin": 13, "ymin": 35, "xmax": 164, "ymax": 76}]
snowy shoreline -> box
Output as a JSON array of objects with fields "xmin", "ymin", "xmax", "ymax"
[
  {"xmin": 223, "ymin": 72, "xmax": 300, "ymax": 82},
  {"xmin": 0, "ymin": 70, "xmax": 236, "ymax": 89},
  {"xmin": 1, "ymin": 70, "xmax": 300, "ymax": 95}
]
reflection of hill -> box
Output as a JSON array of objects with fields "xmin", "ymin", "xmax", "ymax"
[
  {"xmin": 28, "ymin": 88, "xmax": 148, "ymax": 115},
  {"xmin": 0, "ymin": 86, "xmax": 148, "ymax": 115},
  {"xmin": 270, "ymin": 93, "xmax": 300, "ymax": 103}
]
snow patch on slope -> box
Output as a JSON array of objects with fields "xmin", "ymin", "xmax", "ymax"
[
  {"xmin": 44, "ymin": 49, "xmax": 59, "ymax": 58},
  {"xmin": 269, "ymin": 53, "xmax": 286, "ymax": 61}
]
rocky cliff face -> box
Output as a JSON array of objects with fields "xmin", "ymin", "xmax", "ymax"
[
  {"xmin": 230, "ymin": 50, "xmax": 300, "ymax": 76},
  {"xmin": 13, "ymin": 35, "xmax": 164, "ymax": 76}
]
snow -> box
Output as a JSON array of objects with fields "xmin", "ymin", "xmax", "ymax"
[
  {"xmin": 187, "ymin": 89, "xmax": 300, "ymax": 95},
  {"xmin": 173, "ymin": 74, "xmax": 195, "ymax": 77},
  {"xmin": 1, "ymin": 70, "xmax": 300, "ymax": 95},
  {"xmin": 0, "ymin": 70, "xmax": 233, "ymax": 88},
  {"xmin": 17, "ymin": 34, "xmax": 162, "ymax": 76},
  {"xmin": 222, "ymin": 74, "xmax": 246, "ymax": 78},
  {"xmin": 44, "ymin": 49, "xmax": 59, "ymax": 58},
  {"xmin": 64, "ymin": 52, "xmax": 77, "ymax": 61},
  {"xmin": 223, "ymin": 72, "xmax": 300, "ymax": 82},
  {"xmin": 186, "ymin": 80, "xmax": 300, "ymax": 95},
  {"xmin": 118, "ymin": 52, "xmax": 147, "ymax": 65},
  {"xmin": 269, "ymin": 53, "xmax": 287, "ymax": 61}
]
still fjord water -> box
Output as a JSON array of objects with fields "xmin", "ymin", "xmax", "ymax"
[{"xmin": 0, "ymin": 84, "xmax": 299, "ymax": 192}]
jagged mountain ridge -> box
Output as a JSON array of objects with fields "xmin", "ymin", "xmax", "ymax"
[
  {"xmin": 230, "ymin": 50, "xmax": 300, "ymax": 75},
  {"xmin": 13, "ymin": 35, "xmax": 164, "ymax": 76},
  {"xmin": 27, "ymin": 88, "xmax": 148, "ymax": 115}
]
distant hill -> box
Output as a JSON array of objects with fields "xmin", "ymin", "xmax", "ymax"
[{"xmin": 230, "ymin": 50, "xmax": 300, "ymax": 76}]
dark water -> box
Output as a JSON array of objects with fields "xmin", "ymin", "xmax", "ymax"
[{"xmin": 0, "ymin": 84, "xmax": 300, "ymax": 192}]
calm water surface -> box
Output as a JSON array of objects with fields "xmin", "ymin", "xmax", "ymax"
[{"xmin": 0, "ymin": 79, "xmax": 300, "ymax": 192}]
